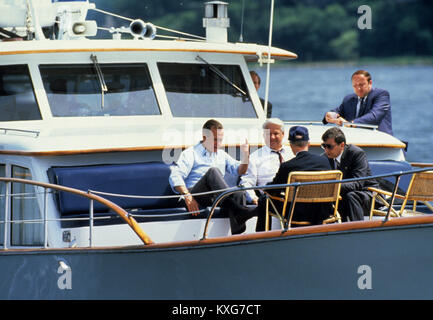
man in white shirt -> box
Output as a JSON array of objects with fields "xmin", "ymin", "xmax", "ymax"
[{"xmin": 240, "ymin": 118, "xmax": 293, "ymax": 205}]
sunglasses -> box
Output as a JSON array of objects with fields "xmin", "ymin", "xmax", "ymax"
[{"xmin": 321, "ymin": 143, "xmax": 338, "ymax": 150}]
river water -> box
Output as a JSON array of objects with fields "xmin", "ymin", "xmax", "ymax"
[{"xmin": 255, "ymin": 64, "xmax": 433, "ymax": 163}]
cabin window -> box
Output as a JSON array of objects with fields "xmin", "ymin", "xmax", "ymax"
[
  {"xmin": 158, "ymin": 63, "xmax": 257, "ymax": 118},
  {"xmin": 0, "ymin": 65, "xmax": 42, "ymax": 121},
  {"xmin": 40, "ymin": 63, "xmax": 160, "ymax": 117},
  {"xmin": 0, "ymin": 164, "xmax": 5, "ymax": 245},
  {"xmin": 11, "ymin": 166, "xmax": 43, "ymax": 246}
]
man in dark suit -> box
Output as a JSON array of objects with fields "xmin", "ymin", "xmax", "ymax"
[
  {"xmin": 255, "ymin": 126, "xmax": 333, "ymax": 231},
  {"xmin": 321, "ymin": 127, "xmax": 378, "ymax": 221},
  {"xmin": 322, "ymin": 70, "xmax": 393, "ymax": 135}
]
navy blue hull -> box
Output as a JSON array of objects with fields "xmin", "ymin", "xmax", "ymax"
[{"xmin": 1, "ymin": 222, "xmax": 433, "ymax": 300}]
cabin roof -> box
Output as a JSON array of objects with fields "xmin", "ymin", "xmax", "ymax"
[{"xmin": 0, "ymin": 38, "xmax": 298, "ymax": 61}]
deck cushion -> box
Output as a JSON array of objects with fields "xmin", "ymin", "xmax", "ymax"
[
  {"xmin": 48, "ymin": 162, "xmax": 180, "ymax": 215},
  {"xmin": 368, "ymin": 160, "xmax": 413, "ymax": 192}
]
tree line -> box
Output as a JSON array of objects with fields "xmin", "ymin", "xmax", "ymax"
[{"xmin": 91, "ymin": 0, "xmax": 433, "ymax": 62}]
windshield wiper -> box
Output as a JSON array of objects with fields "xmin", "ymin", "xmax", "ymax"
[
  {"xmin": 90, "ymin": 54, "xmax": 108, "ymax": 109},
  {"xmin": 196, "ymin": 55, "xmax": 247, "ymax": 97}
]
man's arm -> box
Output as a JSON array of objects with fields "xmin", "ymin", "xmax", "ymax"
[
  {"xmin": 323, "ymin": 95, "xmax": 352, "ymax": 125},
  {"xmin": 169, "ymin": 148, "xmax": 200, "ymax": 215},
  {"xmin": 239, "ymin": 154, "xmax": 259, "ymax": 204},
  {"xmin": 340, "ymin": 148, "xmax": 370, "ymax": 194}
]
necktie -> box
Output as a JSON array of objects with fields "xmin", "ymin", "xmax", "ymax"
[
  {"xmin": 272, "ymin": 150, "xmax": 284, "ymax": 164},
  {"xmin": 356, "ymin": 97, "xmax": 365, "ymax": 118},
  {"xmin": 335, "ymin": 159, "xmax": 340, "ymax": 169}
]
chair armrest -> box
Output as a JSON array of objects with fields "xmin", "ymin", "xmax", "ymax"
[
  {"xmin": 269, "ymin": 195, "xmax": 285, "ymax": 203},
  {"xmin": 264, "ymin": 192, "xmax": 285, "ymax": 203},
  {"xmin": 367, "ymin": 187, "xmax": 405, "ymax": 199}
]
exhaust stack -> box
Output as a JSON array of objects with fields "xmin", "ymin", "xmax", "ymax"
[{"xmin": 203, "ymin": 1, "xmax": 229, "ymax": 43}]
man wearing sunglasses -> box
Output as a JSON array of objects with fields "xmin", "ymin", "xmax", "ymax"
[
  {"xmin": 322, "ymin": 70, "xmax": 393, "ymax": 136},
  {"xmin": 321, "ymin": 127, "xmax": 378, "ymax": 221}
]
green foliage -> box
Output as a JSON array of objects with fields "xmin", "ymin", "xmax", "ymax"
[{"xmin": 91, "ymin": 0, "xmax": 433, "ymax": 62}]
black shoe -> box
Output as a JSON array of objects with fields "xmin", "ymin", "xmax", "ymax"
[
  {"xmin": 229, "ymin": 212, "xmax": 246, "ymax": 235},
  {"xmin": 229, "ymin": 207, "xmax": 257, "ymax": 235}
]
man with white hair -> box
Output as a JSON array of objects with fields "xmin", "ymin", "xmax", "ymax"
[{"xmin": 240, "ymin": 118, "xmax": 293, "ymax": 205}]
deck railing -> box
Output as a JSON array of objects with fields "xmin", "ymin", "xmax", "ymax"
[
  {"xmin": 0, "ymin": 177, "xmax": 153, "ymax": 249},
  {"xmin": 201, "ymin": 165, "xmax": 433, "ymax": 239},
  {"xmin": 1, "ymin": 166, "xmax": 432, "ymax": 249}
]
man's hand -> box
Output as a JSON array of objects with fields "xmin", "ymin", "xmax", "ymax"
[
  {"xmin": 184, "ymin": 194, "xmax": 201, "ymax": 216},
  {"xmin": 175, "ymin": 185, "xmax": 201, "ymax": 216},
  {"xmin": 325, "ymin": 112, "xmax": 346, "ymax": 126}
]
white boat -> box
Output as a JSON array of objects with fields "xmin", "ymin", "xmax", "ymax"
[{"xmin": 1, "ymin": 0, "xmax": 432, "ymax": 300}]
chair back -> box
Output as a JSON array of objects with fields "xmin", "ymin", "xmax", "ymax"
[
  {"xmin": 285, "ymin": 170, "xmax": 343, "ymax": 203},
  {"xmin": 406, "ymin": 171, "xmax": 433, "ymax": 202}
]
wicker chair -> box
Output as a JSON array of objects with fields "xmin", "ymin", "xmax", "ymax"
[
  {"xmin": 265, "ymin": 170, "xmax": 343, "ymax": 230},
  {"xmin": 368, "ymin": 170, "xmax": 433, "ymax": 219}
]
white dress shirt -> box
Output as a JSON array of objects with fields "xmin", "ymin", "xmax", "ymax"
[
  {"xmin": 239, "ymin": 145, "xmax": 293, "ymax": 202},
  {"xmin": 169, "ymin": 142, "xmax": 240, "ymax": 192}
]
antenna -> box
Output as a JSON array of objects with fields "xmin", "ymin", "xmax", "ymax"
[{"xmin": 239, "ymin": 0, "xmax": 245, "ymax": 42}]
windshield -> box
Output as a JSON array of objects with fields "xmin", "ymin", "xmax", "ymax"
[
  {"xmin": 158, "ymin": 62, "xmax": 257, "ymax": 118},
  {"xmin": 40, "ymin": 63, "xmax": 160, "ymax": 117}
]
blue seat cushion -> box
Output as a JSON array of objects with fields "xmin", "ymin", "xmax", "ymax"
[
  {"xmin": 48, "ymin": 162, "xmax": 180, "ymax": 216},
  {"xmin": 368, "ymin": 160, "xmax": 413, "ymax": 192}
]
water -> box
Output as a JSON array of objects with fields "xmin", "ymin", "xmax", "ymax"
[{"xmin": 255, "ymin": 64, "xmax": 433, "ymax": 163}]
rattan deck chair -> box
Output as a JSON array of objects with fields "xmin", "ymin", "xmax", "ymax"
[
  {"xmin": 368, "ymin": 170, "xmax": 433, "ymax": 219},
  {"xmin": 264, "ymin": 170, "xmax": 343, "ymax": 230}
]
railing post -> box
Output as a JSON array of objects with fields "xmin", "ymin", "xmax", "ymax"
[
  {"xmin": 201, "ymin": 189, "xmax": 233, "ymax": 240},
  {"xmin": 3, "ymin": 181, "xmax": 9, "ymax": 250},
  {"xmin": 44, "ymin": 188, "xmax": 49, "ymax": 248},
  {"xmin": 284, "ymin": 184, "xmax": 299, "ymax": 231},
  {"xmin": 89, "ymin": 198, "xmax": 94, "ymax": 247},
  {"xmin": 384, "ymin": 174, "xmax": 402, "ymax": 222}
]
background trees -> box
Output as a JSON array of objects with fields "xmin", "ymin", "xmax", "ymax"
[{"xmin": 90, "ymin": 0, "xmax": 433, "ymax": 62}]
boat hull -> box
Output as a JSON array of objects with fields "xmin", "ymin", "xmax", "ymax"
[{"xmin": 1, "ymin": 219, "xmax": 433, "ymax": 300}]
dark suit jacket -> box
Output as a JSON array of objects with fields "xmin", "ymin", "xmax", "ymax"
[
  {"xmin": 271, "ymin": 151, "xmax": 331, "ymax": 188},
  {"xmin": 266, "ymin": 151, "xmax": 332, "ymax": 225},
  {"xmin": 327, "ymin": 144, "xmax": 378, "ymax": 195},
  {"xmin": 323, "ymin": 87, "xmax": 393, "ymax": 135}
]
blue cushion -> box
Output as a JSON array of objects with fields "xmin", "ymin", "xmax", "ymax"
[
  {"xmin": 48, "ymin": 162, "xmax": 180, "ymax": 215},
  {"xmin": 368, "ymin": 160, "xmax": 413, "ymax": 192}
]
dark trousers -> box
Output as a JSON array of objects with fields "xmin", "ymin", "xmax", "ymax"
[
  {"xmin": 189, "ymin": 168, "xmax": 249, "ymax": 234},
  {"xmin": 190, "ymin": 167, "xmax": 230, "ymax": 207},
  {"xmin": 339, "ymin": 190, "xmax": 372, "ymax": 221},
  {"xmin": 255, "ymin": 195, "xmax": 332, "ymax": 232}
]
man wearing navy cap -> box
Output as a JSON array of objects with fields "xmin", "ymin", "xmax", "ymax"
[{"xmin": 254, "ymin": 126, "xmax": 333, "ymax": 232}]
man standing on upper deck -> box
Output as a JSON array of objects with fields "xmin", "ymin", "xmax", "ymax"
[
  {"xmin": 322, "ymin": 70, "xmax": 393, "ymax": 135},
  {"xmin": 169, "ymin": 119, "xmax": 253, "ymax": 234}
]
